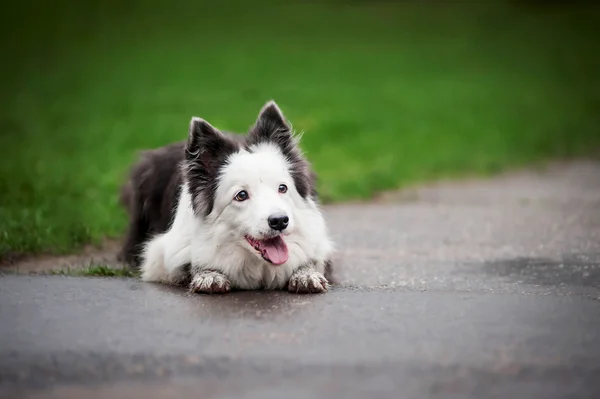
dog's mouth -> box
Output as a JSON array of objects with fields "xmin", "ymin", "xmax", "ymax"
[{"xmin": 245, "ymin": 235, "xmax": 289, "ymax": 266}]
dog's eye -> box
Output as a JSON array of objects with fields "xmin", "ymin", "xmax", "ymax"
[
  {"xmin": 234, "ymin": 190, "xmax": 249, "ymax": 202},
  {"xmin": 278, "ymin": 184, "xmax": 288, "ymax": 194}
]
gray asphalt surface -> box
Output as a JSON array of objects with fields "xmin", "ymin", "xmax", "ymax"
[{"xmin": 1, "ymin": 161, "xmax": 600, "ymax": 398}]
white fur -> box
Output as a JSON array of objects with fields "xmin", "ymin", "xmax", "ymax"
[{"xmin": 140, "ymin": 142, "xmax": 334, "ymax": 290}]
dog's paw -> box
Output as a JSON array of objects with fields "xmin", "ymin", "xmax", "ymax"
[
  {"xmin": 190, "ymin": 271, "xmax": 231, "ymax": 294},
  {"xmin": 288, "ymin": 269, "xmax": 329, "ymax": 294}
]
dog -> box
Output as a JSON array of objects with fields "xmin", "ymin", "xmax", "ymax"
[{"xmin": 119, "ymin": 101, "xmax": 335, "ymax": 294}]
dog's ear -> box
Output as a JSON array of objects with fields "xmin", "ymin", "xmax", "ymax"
[
  {"xmin": 185, "ymin": 117, "xmax": 238, "ymax": 216},
  {"xmin": 256, "ymin": 100, "xmax": 289, "ymax": 133},
  {"xmin": 248, "ymin": 100, "xmax": 292, "ymax": 147},
  {"xmin": 246, "ymin": 101, "xmax": 316, "ymax": 200},
  {"xmin": 186, "ymin": 117, "xmax": 233, "ymax": 160}
]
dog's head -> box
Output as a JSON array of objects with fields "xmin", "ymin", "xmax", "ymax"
[{"xmin": 183, "ymin": 101, "xmax": 315, "ymax": 266}]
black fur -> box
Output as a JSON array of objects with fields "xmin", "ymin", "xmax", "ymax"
[
  {"xmin": 118, "ymin": 142, "xmax": 185, "ymax": 266},
  {"xmin": 118, "ymin": 102, "xmax": 319, "ymax": 268},
  {"xmin": 185, "ymin": 118, "xmax": 242, "ymax": 217}
]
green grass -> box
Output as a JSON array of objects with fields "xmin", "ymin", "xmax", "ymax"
[
  {"xmin": 51, "ymin": 265, "xmax": 139, "ymax": 278},
  {"xmin": 1, "ymin": 1, "xmax": 599, "ymax": 259}
]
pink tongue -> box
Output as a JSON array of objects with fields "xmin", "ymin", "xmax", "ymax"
[{"xmin": 261, "ymin": 236, "xmax": 289, "ymax": 265}]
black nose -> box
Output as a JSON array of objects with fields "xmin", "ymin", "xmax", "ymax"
[{"xmin": 268, "ymin": 214, "xmax": 289, "ymax": 231}]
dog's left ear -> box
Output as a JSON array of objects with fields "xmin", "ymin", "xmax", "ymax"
[
  {"xmin": 247, "ymin": 100, "xmax": 315, "ymax": 199},
  {"xmin": 248, "ymin": 100, "xmax": 293, "ymax": 148},
  {"xmin": 256, "ymin": 100, "xmax": 288, "ymax": 132}
]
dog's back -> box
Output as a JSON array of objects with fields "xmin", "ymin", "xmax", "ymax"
[{"xmin": 119, "ymin": 142, "xmax": 185, "ymax": 266}]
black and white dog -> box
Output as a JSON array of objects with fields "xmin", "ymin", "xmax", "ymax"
[{"xmin": 119, "ymin": 101, "xmax": 334, "ymax": 294}]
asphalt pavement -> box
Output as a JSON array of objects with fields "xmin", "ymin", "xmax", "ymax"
[{"xmin": 1, "ymin": 161, "xmax": 599, "ymax": 398}]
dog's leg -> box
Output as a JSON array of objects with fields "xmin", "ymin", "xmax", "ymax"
[
  {"xmin": 189, "ymin": 269, "xmax": 232, "ymax": 294},
  {"xmin": 288, "ymin": 263, "xmax": 330, "ymax": 294}
]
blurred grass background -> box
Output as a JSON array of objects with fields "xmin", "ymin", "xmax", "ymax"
[{"xmin": 1, "ymin": 0, "xmax": 599, "ymax": 259}]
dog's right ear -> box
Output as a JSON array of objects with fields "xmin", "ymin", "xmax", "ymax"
[
  {"xmin": 186, "ymin": 117, "xmax": 225, "ymax": 157},
  {"xmin": 185, "ymin": 117, "xmax": 238, "ymax": 216},
  {"xmin": 186, "ymin": 117, "xmax": 239, "ymax": 162}
]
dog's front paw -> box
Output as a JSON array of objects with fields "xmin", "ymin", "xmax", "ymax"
[
  {"xmin": 288, "ymin": 268, "xmax": 329, "ymax": 294},
  {"xmin": 190, "ymin": 271, "xmax": 231, "ymax": 294}
]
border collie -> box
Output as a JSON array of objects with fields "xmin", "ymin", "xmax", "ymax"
[{"xmin": 119, "ymin": 101, "xmax": 334, "ymax": 294}]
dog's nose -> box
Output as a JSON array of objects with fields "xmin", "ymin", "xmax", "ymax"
[{"xmin": 268, "ymin": 213, "xmax": 289, "ymax": 231}]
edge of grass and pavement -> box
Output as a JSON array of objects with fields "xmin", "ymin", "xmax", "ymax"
[{"xmin": 1, "ymin": 1, "xmax": 599, "ymax": 272}]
